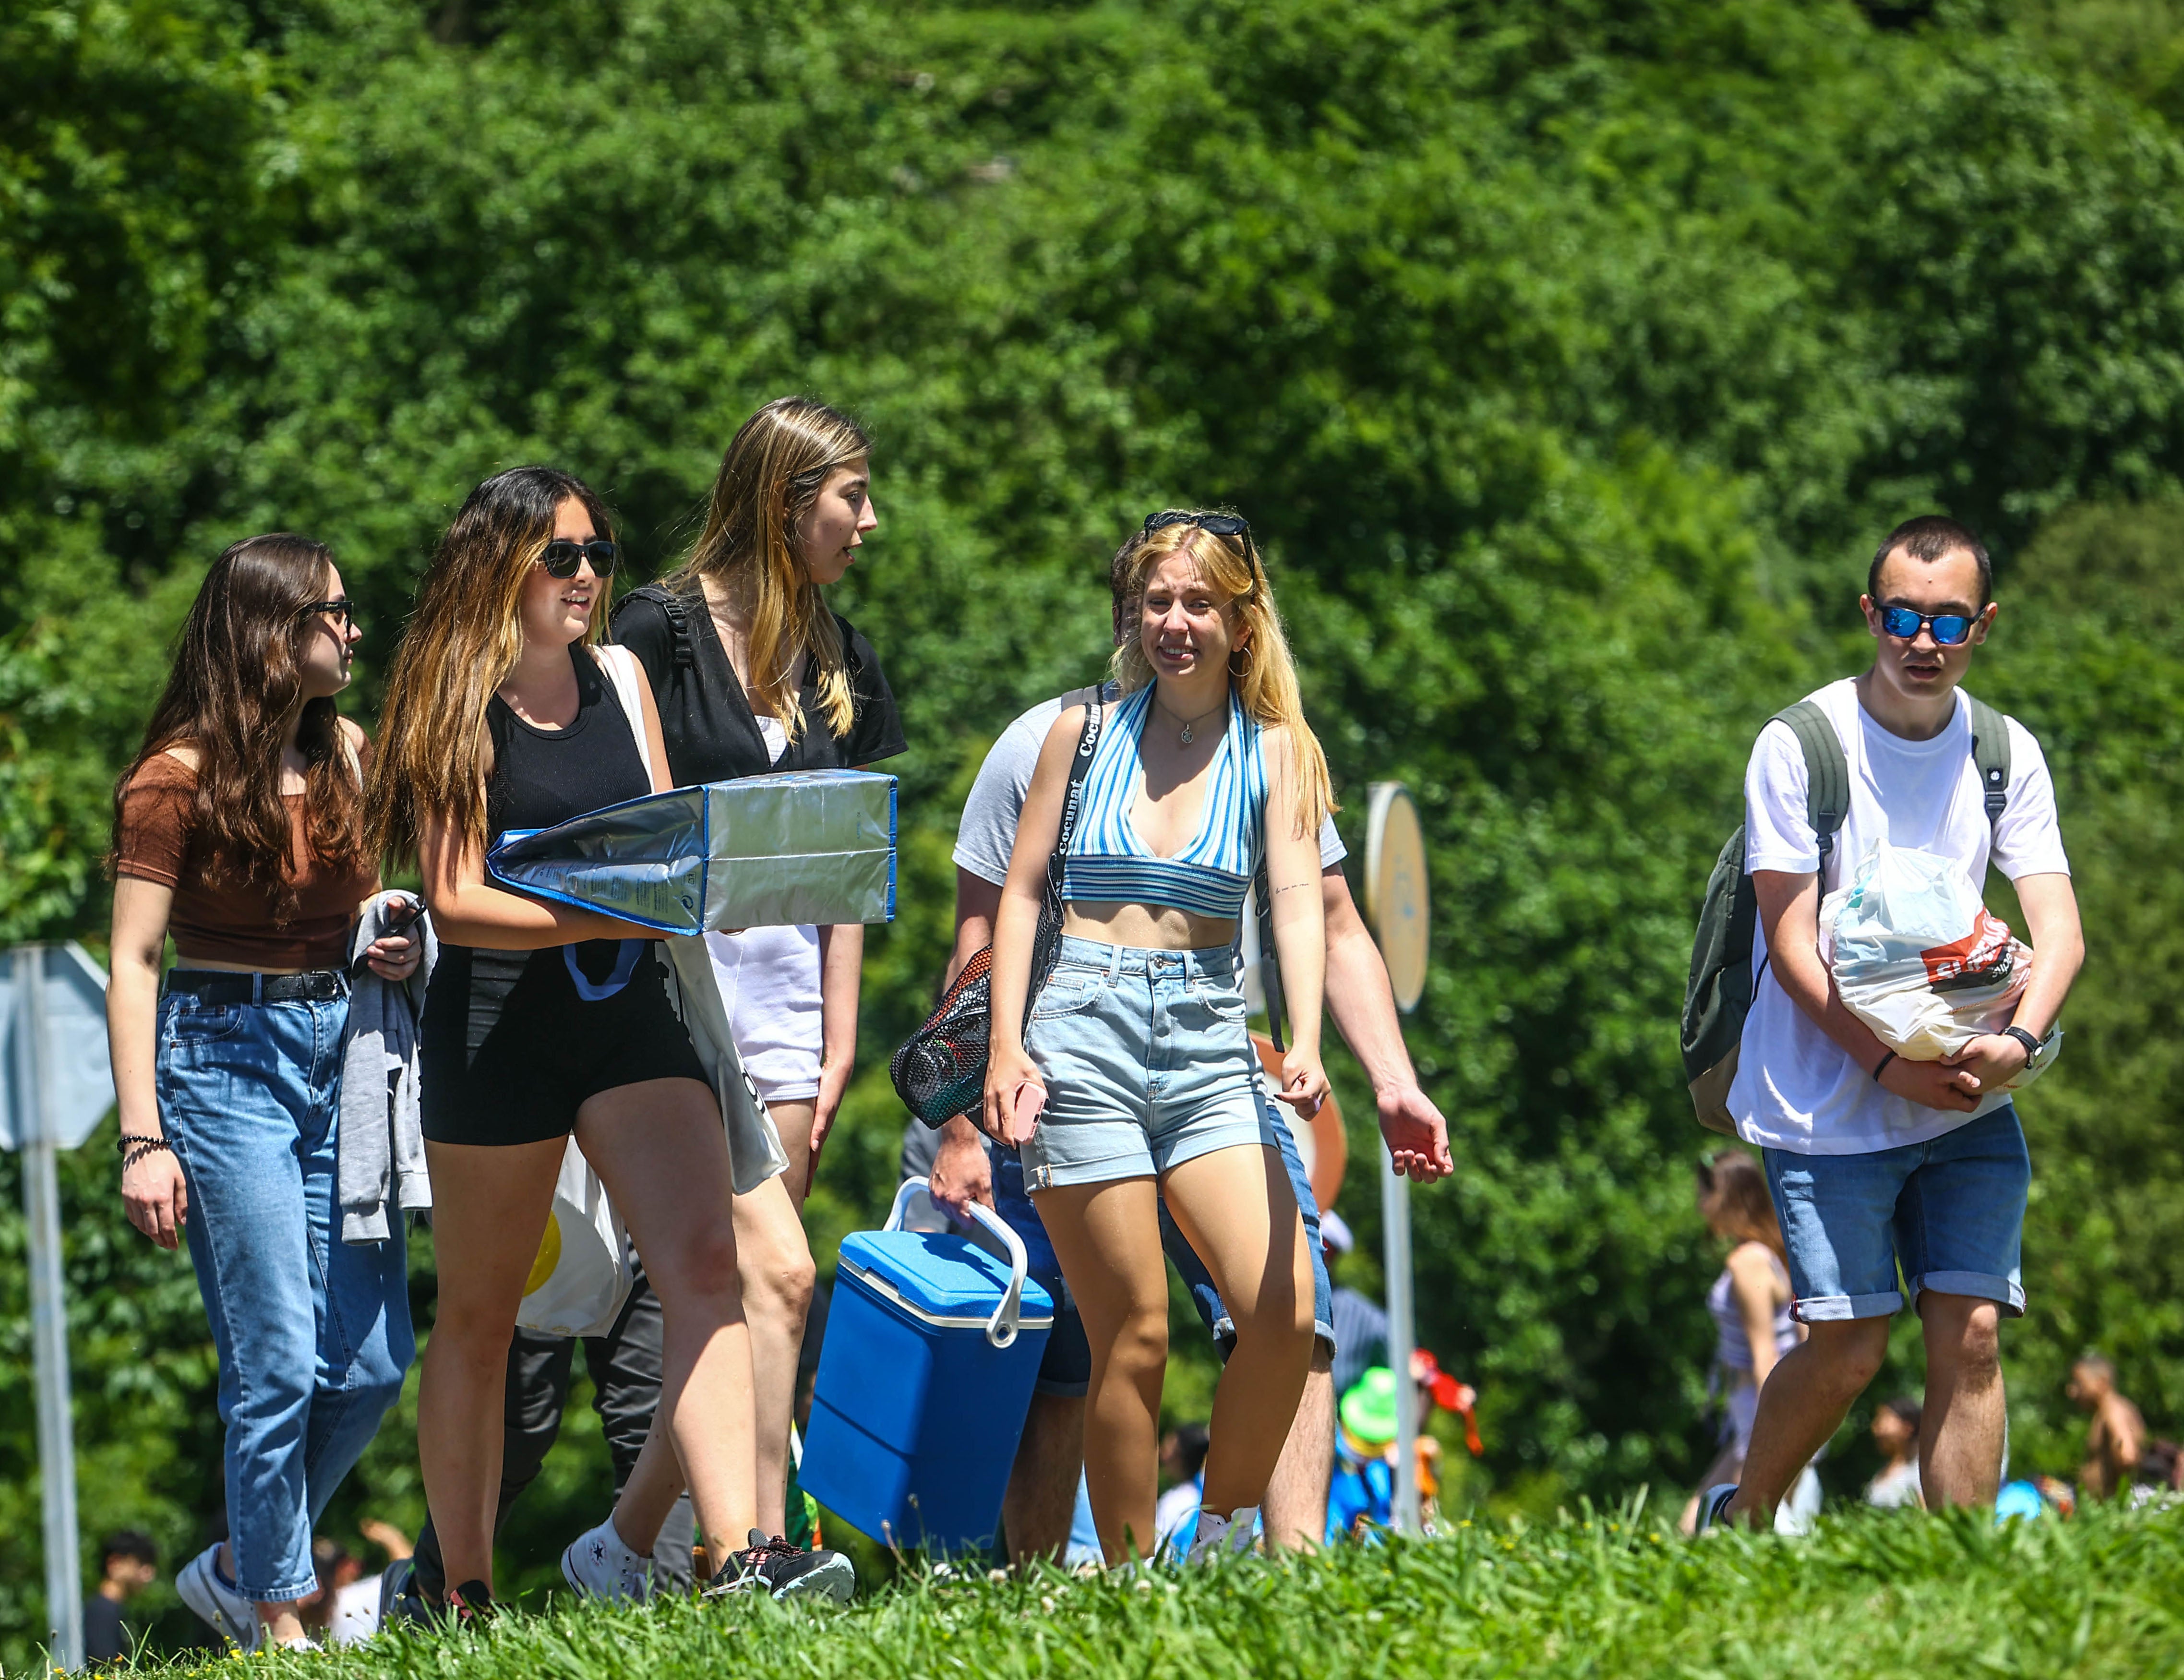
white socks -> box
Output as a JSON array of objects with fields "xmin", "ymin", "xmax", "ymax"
[{"xmin": 1186, "ymin": 1504, "xmax": 1260, "ymax": 1564}]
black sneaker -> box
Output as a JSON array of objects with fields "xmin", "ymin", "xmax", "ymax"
[
  {"xmin": 379, "ymin": 1558, "xmax": 435, "ymax": 1629},
  {"xmin": 702, "ymin": 1530, "xmax": 855, "ymax": 1604}
]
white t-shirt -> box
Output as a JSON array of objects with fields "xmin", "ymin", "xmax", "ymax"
[
  {"xmin": 952, "ymin": 684, "xmax": 1346, "ymax": 887},
  {"xmin": 1729, "ymin": 679, "xmax": 2070, "ymax": 1156},
  {"xmin": 329, "ymin": 1575, "xmax": 383, "ymax": 1646}
]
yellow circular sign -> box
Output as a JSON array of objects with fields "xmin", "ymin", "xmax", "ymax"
[
  {"xmin": 524, "ymin": 1211, "xmax": 564, "ymax": 1296},
  {"xmin": 1365, "ymin": 782, "xmax": 1430, "ymax": 1013}
]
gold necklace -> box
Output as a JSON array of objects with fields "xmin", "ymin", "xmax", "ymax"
[{"xmin": 1154, "ymin": 694, "xmax": 1227, "ymax": 745}]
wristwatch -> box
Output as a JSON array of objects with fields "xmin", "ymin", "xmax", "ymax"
[{"xmin": 2002, "ymin": 1024, "xmax": 2058, "ymax": 1072}]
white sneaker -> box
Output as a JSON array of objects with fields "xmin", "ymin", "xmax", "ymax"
[
  {"xmin": 1186, "ymin": 1505, "xmax": 1260, "ymax": 1565},
  {"xmin": 561, "ymin": 1516, "xmax": 654, "ymax": 1604},
  {"xmin": 176, "ymin": 1544, "xmax": 264, "ymax": 1653}
]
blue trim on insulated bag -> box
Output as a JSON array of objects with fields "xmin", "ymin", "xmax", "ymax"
[{"xmin": 1679, "ymin": 694, "xmax": 2011, "ymax": 1136}]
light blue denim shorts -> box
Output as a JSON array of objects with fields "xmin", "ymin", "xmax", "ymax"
[
  {"xmin": 1020, "ymin": 936, "xmax": 1281, "ymax": 1190},
  {"xmin": 1763, "ymin": 1104, "xmax": 2030, "ymax": 1323}
]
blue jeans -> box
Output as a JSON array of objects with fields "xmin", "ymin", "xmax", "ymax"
[
  {"xmin": 992, "ymin": 1085, "xmax": 1335, "ymax": 1396},
  {"xmin": 1763, "ymin": 1104, "xmax": 2030, "ymax": 1322},
  {"xmin": 157, "ymin": 985, "xmax": 413, "ymax": 1602}
]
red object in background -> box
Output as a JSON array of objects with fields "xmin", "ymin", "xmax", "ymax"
[{"xmin": 1411, "ymin": 1349, "xmax": 1484, "ymax": 1457}]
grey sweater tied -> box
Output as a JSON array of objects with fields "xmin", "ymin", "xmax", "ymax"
[{"xmin": 339, "ymin": 891, "xmax": 436, "ymax": 1244}]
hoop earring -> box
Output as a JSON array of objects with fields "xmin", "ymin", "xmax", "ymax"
[{"xmin": 1230, "ymin": 644, "xmax": 1252, "ymax": 675}]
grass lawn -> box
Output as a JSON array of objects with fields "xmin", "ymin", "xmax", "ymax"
[{"xmin": 140, "ymin": 1500, "xmax": 2182, "ymax": 1679}]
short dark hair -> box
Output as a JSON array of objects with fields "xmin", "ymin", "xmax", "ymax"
[
  {"xmin": 101, "ymin": 1531, "xmax": 156, "ymax": 1569},
  {"xmin": 1868, "ymin": 515, "xmax": 1991, "ymax": 608},
  {"xmin": 1879, "ymin": 1394, "xmax": 1922, "ymax": 1436},
  {"xmin": 1175, "ymin": 1421, "xmax": 1211, "ymax": 1480}
]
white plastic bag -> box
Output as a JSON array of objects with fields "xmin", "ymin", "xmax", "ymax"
[
  {"xmin": 1823, "ymin": 841, "xmax": 2044, "ymax": 1085},
  {"xmin": 516, "ymin": 1138, "xmax": 633, "ymax": 1338}
]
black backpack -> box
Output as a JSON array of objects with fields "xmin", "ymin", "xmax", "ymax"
[{"xmin": 1680, "ymin": 693, "xmax": 2012, "ymax": 1135}]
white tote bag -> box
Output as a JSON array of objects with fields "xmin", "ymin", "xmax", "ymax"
[{"xmin": 516, "ymin": 1137, "xmax": 633, "ymax": 1337}]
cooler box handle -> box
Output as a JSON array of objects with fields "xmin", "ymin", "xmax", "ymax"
[{"xmin": 885, "ymin": 1176, "xmax": 1032, "ymax": 1349}]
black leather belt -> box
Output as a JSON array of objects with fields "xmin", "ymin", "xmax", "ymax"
[{"xmin": 164, "ymin": 968, "xmax": 348, "ymax": 1005}]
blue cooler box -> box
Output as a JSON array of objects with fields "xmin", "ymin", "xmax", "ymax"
[{"xmin": 802, "ymin": 1178, "xmax": 1054, "ymax": 1554}]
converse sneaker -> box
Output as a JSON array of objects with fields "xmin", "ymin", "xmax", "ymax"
[
  {"xmin": 1693, "ymin": 1484, "xmax": 1740, "ymax": 1534},
  {"xmin": 562, "ymin": 1515, "xmax": 654, "ymax": 1605},
  {"xmin": 1186, "ymin": 1505, "xmax": 1260, "ymax": 1565},
  {"xmin": 176, "ymin": 1543, "xmax": 263, "ymax": 1653},
  {"xmin": 701, "ymin": 1530, "xmax": 855, "ymax": 1604}
]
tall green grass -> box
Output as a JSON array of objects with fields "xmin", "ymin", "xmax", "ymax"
[{"xmin": 120, "ymin": 1500, "xmax": 2184, "ymax": 1680}]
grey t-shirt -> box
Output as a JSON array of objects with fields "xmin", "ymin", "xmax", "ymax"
[{"xmin": 952, "ymin": 683, "xmax": 1345, "ymax": 887}]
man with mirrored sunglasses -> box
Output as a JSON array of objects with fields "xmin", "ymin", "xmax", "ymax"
[{"xmin": 1699, "ymin": 515, "xmax": 2084, "ymax": 1533}]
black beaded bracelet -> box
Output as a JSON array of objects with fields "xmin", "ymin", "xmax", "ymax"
[{"xmin": 118, "ymin": 1135, "xmax": 173, "ymax": 1169}]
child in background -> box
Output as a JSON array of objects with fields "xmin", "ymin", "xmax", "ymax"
[
  {"xmin": 1153, "ymin": 1423, "xmax": 1212, "ymax": 1555},
  {"xmin": 1865, "ymin": 1396, "xmax": 1924, "ymax": 1509}
]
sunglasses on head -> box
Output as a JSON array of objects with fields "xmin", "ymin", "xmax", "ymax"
[
  {"xmin": 1142, "ymin": 510, "xmax": 1264, "ymax": 583},
  {"xmin": 300, "ymin": 598, "xmax": 356, "ymax": 629},
  {"xmin": 1878, "ymin": 603, "xmax": 1977, "ymax": 646},
  {"xmin": 539, "ymin": 539, "xmax": 618, "ymax": 579}
]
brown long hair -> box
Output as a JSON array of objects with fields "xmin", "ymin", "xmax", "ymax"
[
  {"xmin": 663, "ymin": 396, "xmax": 869, "ymax": 744},
  {"xmin": 1109, "ymin": 514, "xmax": 1336, "ymax": 837},
  {"xmin": 365, "ymin": 467, "xmax": 613, "ymax": 867},
  {"xmin": 1697, "ymin": 1150, "xmax": 1786, "ymax": 1261},
  {"xmin": 113, "ymin": 535, "xmax": 363, "ymax": 919}
]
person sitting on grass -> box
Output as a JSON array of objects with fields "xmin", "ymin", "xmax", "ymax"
[
  {"xmin": 1865, "ymin": 1396, "xmax": 1923, "ymax": 1509},
  {"xmin": 1326, "ymin": 1368, "xmax": 1400, "ymax": 1542},
  {"xmin": 2067, "ymin": 1355, "xmax": 2147, "ymax": 1502},
  {"xmin": 83, "ymin": 1532, "xmax": 158, "ymax": 1665}
]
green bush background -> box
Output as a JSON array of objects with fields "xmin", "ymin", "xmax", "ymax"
[{"xmin": 6, "ymin": 0, "xmax": 2184, "ymax": 1660}]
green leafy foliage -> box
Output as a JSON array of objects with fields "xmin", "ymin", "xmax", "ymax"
[{"xmin": 6, "ymin": 0, "xmax": 2184, "ymax": 1664}]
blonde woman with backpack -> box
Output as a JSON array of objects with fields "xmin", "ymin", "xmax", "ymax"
[{"xmin": 609, "ymin": 397, "xmax": 903, "ymax": 1547}]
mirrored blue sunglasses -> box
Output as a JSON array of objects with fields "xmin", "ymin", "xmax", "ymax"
[{"xmin": 1878, "ymin": 604, "xmax": 1976, "ymax": 646}]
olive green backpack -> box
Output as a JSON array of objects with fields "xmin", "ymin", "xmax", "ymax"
[{"xmin": 1679, "ymin": 695, "xmax": 2012, "ymax": 1136}]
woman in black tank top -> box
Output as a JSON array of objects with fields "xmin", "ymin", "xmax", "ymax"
[{"xmin": 366, "ymin": 468, "xmax": 784, "ymax": 1610}]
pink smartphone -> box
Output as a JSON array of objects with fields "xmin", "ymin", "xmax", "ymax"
[{"xmin": 1010, "ymin": 1080, "xmax": 1048, "ymax": 1142}]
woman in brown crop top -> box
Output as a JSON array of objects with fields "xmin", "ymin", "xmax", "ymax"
[{"xmin": 107, "ymin": 534, "xmax": 420, "ymax": 1653}]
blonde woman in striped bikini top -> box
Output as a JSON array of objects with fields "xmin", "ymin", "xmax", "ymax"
[{"xmin": 980, "ymin": 509, "xmax": 1339, "ymax": 1566}]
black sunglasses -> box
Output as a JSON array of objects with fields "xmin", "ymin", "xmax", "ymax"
[
  {"xmin": 539, "ymin": 539, "xmax": 619, "ymax": 579},
  {"xmin": 300, "ymin": 598, "xmax": 356, "ymax": 629},
  {"xmin": 1877, "ymin": 603, "xmax": 1978, "ymax": 647},
  {"xmin": 1142, "ymin": 510, "xmax": 1264, "ymax": 585}
]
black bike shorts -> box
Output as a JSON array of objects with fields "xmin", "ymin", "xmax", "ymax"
[{"xmin": 420, "ymin": 939, "xmax": 709, "ymax": 1147}]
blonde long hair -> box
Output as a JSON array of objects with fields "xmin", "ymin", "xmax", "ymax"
[
  {"xmin": 1110, "ymin": 514, "xmax": 1336, "ymax": 838},
  {"xmin": 365, "ymin": 466, "xmax": 614, "ymax": 867},
  {"xmin": 665, "ymin": 396, "xmax": 869, "ymax": 744}
]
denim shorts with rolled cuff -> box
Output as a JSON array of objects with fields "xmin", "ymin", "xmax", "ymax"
[
  {"xmin": 1762, "ymin": 1103, "xmax": 2030, "ymax": 1323},
  {"xmin": 1019, "ymin": 937, "xmax": 1280, "ymax": 1189},
  {"xmin": 992, "ymin": 1094, "xmax": 1337, "ymax": 1398}
]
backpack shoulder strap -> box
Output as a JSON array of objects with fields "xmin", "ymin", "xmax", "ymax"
[
  {"xmin": 1965, "ymin": 694, "xmax": 2011, "ymax": 830},
  {"xmin": 1770, "ymin": 699, "xmax": 1849, "ymax": 873},
  {"xmin": 657, "ymin": 588, "xmax": 698, "ymax": 672}
]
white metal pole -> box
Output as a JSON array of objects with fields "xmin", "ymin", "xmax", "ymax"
[
  {"xmin": 19, "ymin": 947, "xmax": 84, "ymax": 1671},
  {"xmin": 1381, "ymin": 1152, "xmax": 1418, "ymax": 1535}
]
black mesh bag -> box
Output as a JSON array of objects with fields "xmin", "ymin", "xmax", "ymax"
[{"xmin": 891, "ymin": 701, "xmax": 1102, "ymax": 1127}]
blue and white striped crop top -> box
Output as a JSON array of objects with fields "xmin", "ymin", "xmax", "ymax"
[{"xmin": 1061, "ymin": 687, "xmax": 1267, "ymax": 920}]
